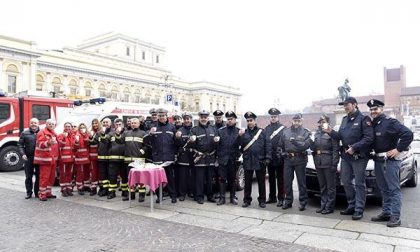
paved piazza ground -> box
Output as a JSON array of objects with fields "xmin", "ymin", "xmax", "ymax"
[{"xmin": 1, "ymin": 170, "xmax": 420, "ymax": 251}]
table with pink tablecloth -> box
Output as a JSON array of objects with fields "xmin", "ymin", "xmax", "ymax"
[
  {"xmin": 128, "ymin": 167, "xmax": 167, "ymax": 211},
  {"xmin": 128, "ymin": 167, "xmax": 167, "ymax": 192}
]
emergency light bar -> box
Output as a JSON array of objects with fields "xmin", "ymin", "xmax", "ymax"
[{"xmin": 74, "ymin": 97, "xmax": 106, "ymax": 106}]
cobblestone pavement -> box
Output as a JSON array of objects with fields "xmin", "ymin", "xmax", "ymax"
[{"xmin": 0, "ymin": 188, "xmax": 328, "ymax": 252}]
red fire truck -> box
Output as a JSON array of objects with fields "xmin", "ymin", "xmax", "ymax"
[{"xmin": 0, "ymin": 91, "xmax": 74, "ymax": 171}]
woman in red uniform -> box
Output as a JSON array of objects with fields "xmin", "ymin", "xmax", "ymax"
[
  {"xmin": 88, "ymin": 118, "xmax": 100, "ymax": 196},
  {"xmin": 57, "ymin": 122, "xmax": 75, "ymax": 197},
  {"xmin": 34, "ymin": 119, "xmax": 59, "ymax": 201},
  {"xmin": 74, "ymin": 123, "xmax": 91, "ymax": 195}
]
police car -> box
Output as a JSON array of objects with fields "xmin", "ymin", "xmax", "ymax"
[{"xmin": 305, "ymin": 147, "xmax": 417, "ymax": 200}]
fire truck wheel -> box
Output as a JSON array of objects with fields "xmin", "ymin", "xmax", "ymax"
[{"xmin": 0, "ymin": 146, "xmax": 24, "ymax": 172}]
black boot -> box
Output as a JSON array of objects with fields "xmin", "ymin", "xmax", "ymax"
[
  {"xmin": 98, "ymin": 187, "xmax": 106, "ymax": 197},
  {"xmin": 230, "ymin": 183, "xmax": 238, "ymax": 205},
  {"xmin": 217, "ymin": 182, "xmax": 226, "ymax": 205},
  {"xmin": 107, "ymin": 191, "xmax": 116, "ymax": 199},
  {"xmin": 130, "ymin": 192, "xmax": 136, "ymax": 200},
  {"xmin": 138, "ymin": 193, "xmax": 145, "ymax": 202},
  {"xmin": 89, "ymin": 187, "xmax": 97, "ymax": 196},
  {"xmin": 121, "ymin": 191, "xmax": 129, "ymax": 201}
]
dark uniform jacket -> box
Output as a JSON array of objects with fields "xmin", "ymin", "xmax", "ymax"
[
  {"xmin": 18, "ymin": 127, "xmax": 39, "ymax": 157},
  {"xmin": 240, "ymin": 126, "xmax": 271, "ymax": 171},
  {"xmin": 330, "ymin": 110, "xmax": 374, "ymax": 160},
  {"xmin": 310, "ymin": 129, "xmax": 340, "ymax": 169},
  {"xmin": 147, "ymin": 120, "xmax": 176, "ymax": 163},
  {"xmin": 214, "ymin": 121, "xmax": 226, "ymax": 130},
  {"xmin": 265, "ymin": 122, "xmax": 286, "ymax": 166},
  {"xmin": 116, "ymin": 128, "xmax": 148, "ymax": 162},
  {"xmin": 281, "ymin": 126, "xmax": 311, "ymax": 163},
  {"xmin": 189, "ymin": 122, "xmax": 218, "ymax": 166},
  {"xmin": 93, "ymin": 127, "xmax": 112, "ymax": 160},
  {"xmin": 217, "ymin": 125, "xmax": 240, "ymax": 166},
  {"xmin": 108, "ymin": 129, "xmax": 125, "ymax": 162},
  {"xmin": 175, "ymin": 124, "xmax": 193, "ymax": 166},
  {"xmin": 372, "ymin": 114, "xmax": 413, "ymax": 154}
]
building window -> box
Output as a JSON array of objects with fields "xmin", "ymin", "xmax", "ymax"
[
  {"xmin": 8, "ymin": 75, "xmax": 17, "ymax": 93},
  {"xmin": 135, "ymin": 95, "xmax": 140, "ymax": 103},
  {"xmin": 0, "ymin": 103, "xmax": 10, "ymax": 124},
  {"xmin": 32, "ymin": 105, "xmax": 50, "ymax": 121},
  {"xmin": 70, "ymin": 87, "xmax": 77, "ymax": 95},
  {"xmin": 111, "ymin": 93, "xmax": 118, "ymax": 101},
  {"xmin": 142, "ymin": 51, "xmax": 145, "ymax": 60},
  {"xmin": 126, "ymin": 46, "xmax": 130, "ymax": 56},
  {"xmin": 53, "ymin": 85, "xmax": 61, "ymax": 95},
  {"xmin": 123, "ymin": 94, "xmax": 129, "ymax": 102},
  {"xmin": 156, "ymin": 55, "xmax": 159, "ymax": 64},
  {"xmin": 85, "ymin": 89, "xmax": 91, "ymax": 97},
  {"xmin": 99, "ymin": 90, "xmax": 106, "ymax": 97}
]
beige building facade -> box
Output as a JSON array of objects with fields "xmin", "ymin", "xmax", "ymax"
[{"xmin": 0, "ymin": 32, "xmax": 241, "ymax": 115}]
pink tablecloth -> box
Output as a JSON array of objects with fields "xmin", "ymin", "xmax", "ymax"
[{"xmin": 128, "ymin": 167, "xmax": 167, "ymax": 192}]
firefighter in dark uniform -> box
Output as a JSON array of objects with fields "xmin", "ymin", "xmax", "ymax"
[
  {"xmin": 265, "ymin": 108, "xmax": 286, "ymax": 207},
  {"xmin": 213, "ymin": 110, "xmax": 226, "ymax": 129},
  {"xmin": 280, "ymin": 113, "xmax": 311, "ymax": 211},
  {"xmin": 310, "ymin": 114, "xmax": 340, "ymax": 214},
  {"xmin": 368, "ymin": 99, "xmax": 413, "ymax": 227},
  {"xmin": 93, "ymin": 118, "xmax": 112, "ymax": 197},
  {"xmin": 107, "ymin": 119, "xmax": 125, "ymax": 199},
  {"xmin": 240, "ymin": 111, "xmax": 271, "ymax": 208},
  {"xmin": 216, "ymin": 111, "xmax": 240, "ymax": 205},
  {"xmin": 324, "ymin": 97, "xmax": 374, "ymax": 220},
  {"xmin": 175, "ymin": 112, "xmax": 194, "ymax": 201},
  {"xmin": 147, "ymin": 108, "xmax": 178, "ymax": 203},
  {"xmin": 189, "ymin": 110, "xmax": 219, "ymax": 204},
  {"xmin": 116, "ymin": 117, "xmax": 148, "ymax": 201}
]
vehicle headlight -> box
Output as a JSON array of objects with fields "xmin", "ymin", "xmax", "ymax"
[{"xmin": 365, "ymin": 170, "xmax": 371, "ymax": 177}]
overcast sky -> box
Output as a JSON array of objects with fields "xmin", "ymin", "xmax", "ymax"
[{"xmin": 1, "ymin": 0, "xmax": 420, "ymax": 114}]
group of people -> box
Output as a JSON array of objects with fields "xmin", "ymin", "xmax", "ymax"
[{"xmin": 19, "ymin": 96, "xmax": 413, "ymax": 228}]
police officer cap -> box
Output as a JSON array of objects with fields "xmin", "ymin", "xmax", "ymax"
[
  {"xmin": 292, "ymin": 113, "xmax": 303, "ymax": 120},
  {"xmin": 338, "ymin": 96, "xmax": 358, "ymax": 105},
  {"xmin": 149, "ymin": 108, "xmax": 157, "ymax": 115},
  {"xmin": 156, "ymin": 108, "xmax": 168, "ymax": 114},
  {"xmin": 367, "ymin": 99, "xmax": 385, "ymax": 108},
  {"xmin": 172, "ymin": 115, "xmax": 181, "ymax": 120},
  {"xmin": 225, "ymin": 111, "xmax": 237, "ymax": 119},
  {"xmin": 244, "ymin": 111, "xmax": 257, "ymax": 119},
  {"xmin": 182, "ymin": 112, "xmax": 193, "ymax": 119},
  {"xmin": 317, "ymin": 114, "xmax": 330, "ymax": 123},
  {"xmin": 213, "ymin": 110, "xmax": 224, "ymax": 116},
  {"xmin": 198, "ymin": 110, "xmax": 210, "ymax": 116},
  {"xmin": 268, "ymin": 108, "xmax": 281, "ymax": 115}
]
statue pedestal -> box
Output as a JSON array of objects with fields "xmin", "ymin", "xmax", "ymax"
[{"xmin": 333, "ymin": 108, "xmax": 346, "ymax": 129}]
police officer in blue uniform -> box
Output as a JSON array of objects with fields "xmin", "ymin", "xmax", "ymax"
[
  {"xmin": 310, "ymin": 114, "xmax": 340, "ymax": 214},
  {"xmin": 368, "ymin": 99, "xmax": 413, "ymax": 227},
  {"xmin": 216, "ymin": 111, "xmax": 240, "ymax": 205},
  {"xmin": 240, "ymin": 111, "xmax": 271, "ymax": 208},
  {"xmin": 280, "ymin": 113, "xmax": 311, "ymax": 211},
  {"xmin": 213, "ymin": 110, "xmax": 226, "ymax": 130},
  {"xmin": 324, "ymin": 97, "xmax": 374, "ymax": 220},
  {"xmin": 265, "ymin": 108, "xmax": 286, "ymax": 207}
]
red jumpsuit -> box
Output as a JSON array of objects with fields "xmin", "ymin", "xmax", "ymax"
[
  {"xmin": 74, "ymin": 132, "xmax": 91, "ymax": 191},
  {"xmin": 89, "ymin": 130, "xmax": 99, "ymax": 192},
  {"xmin": 57, "ymin": 131, "xmax": 75, "ymax": 193},
  {"xmin": 34, "ymin": 128, "xmax": 59, "ymax": 201}
]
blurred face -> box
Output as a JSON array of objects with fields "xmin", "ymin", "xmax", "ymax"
[
  {"xmin": 72, "ymin": 125, "xmax": 78, "ymax": 132},
  {"xmin": 215, "ymin": 116, "xmax": 223, "ymax": 124},
  {"xmin": 114, "ymin": 121, "xmax": 123, "ymax": 128},
  {"xmin": 64, "ymin": 123, "xmax": 72, "ymax": 132},
  {"xmin": 79, "ymin": 124, "xmax": 87, "ymax": 133},
  {"xmin": 343, "ymin": 102, "xmax": 357, "ymax": 114},
  {"xmin": 183, "ymin": 117, "xmax": 192, "ymax": 126},
  {"xmin": 47, "ymin": 120, "xmax": 56, "ymax": 130},
  {"xmin": 131, "ymin": 119, "xmax": 140, "ymax": 129},
  {"xmin": 29, "ymin": 119, "xmax": 39, "ymax": 131},
  {"xmin": 270, "ymin": 115, "xmax": 279, "ymax": 124},
  {"xmin": 318, "ymin": 120, "xmax": 326, "ymax": 129},
  {"xmin": 102, "ymin": 119, "xmax": 111, "ymax": 128},
  {"xmin": 199, "ymin": 115, "xmax": 209, "ymax": 125},
  {"xmin": 175, "ymin": 117, "xmax": 182, "ymax": 125},
  {"xmin": 226, "ymin": 117, "xmax": 236, "ymax": 127},
  {"xmin": 126, "ymin": 119, "xmax": 131, "ymax": 127},
  {"xmin": 370, "ymin": 106, "xmax": 383, "ymax": 119},
  {"xmin": 151, "ymin": 114, "xmax": 158, "ymax": 121},
  {"xmin": 246, "ymin": 118, "xmax": 256, "ymax": 128},
  {"xmin": 292, "ymin": 119, "xmax": 303, "ymax": 128},
  {"xmin": 92, "ymin": 120, "xmax": 99, "ymax": 130},
  {"xmin": 158, "ymin": 113, "xmax": 167, "ymax": 123}
]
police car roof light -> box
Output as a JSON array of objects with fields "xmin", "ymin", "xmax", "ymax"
[{"xmin": 74, "ymin": 97, "xmax": 106, "ymax": 106}]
